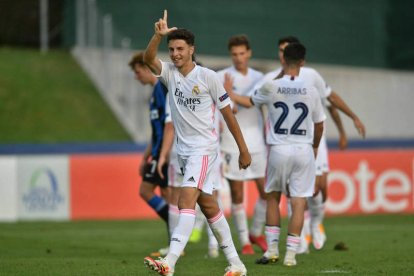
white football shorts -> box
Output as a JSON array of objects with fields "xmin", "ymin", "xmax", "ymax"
[
  {"xmin": 221, "ymin": 150, "xmax": 267, "ymax": 181},
  {"xmin": 265, "ymin": 144, "xmax": 315, "ymax": 197},
  {"xmin": 177, "ymin": 153, "xmax": 220, "ymax": 195}
]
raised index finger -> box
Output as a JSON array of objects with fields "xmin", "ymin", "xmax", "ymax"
[{"xmin": 163, "ymin": 10, "xmax": 167, "ymax": 21}]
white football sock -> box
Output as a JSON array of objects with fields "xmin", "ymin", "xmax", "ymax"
[
  {"xmin": 166, "ymin": 209, "xmax": 196, "ymax": 268},
  {"xmin": 308, "ymin": 193, "xmax": 325, "ymax": 228},
  {"xmin": 250, "ymin": 198, "xmax": 267, "ymax": 237},
  {"xmin": 168, "ymin": 204, "xmax": 180, "ymax": 238},
  {"xmin": 231, "ymin": 203, "xmax": 250, "ymax": 245},
  {"xmin": 208, "ymin": 211, "xmax": 242, "ymax": 266},
  {"xmin": 264, "ymin": 225, "xmax": 280, "ymax": 257},
  {"xmin": 286, "ymin": 234, "xmax": 301, "ymax": 253}
]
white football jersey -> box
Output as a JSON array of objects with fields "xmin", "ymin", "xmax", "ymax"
[
  {"xmin": 252, "ymin": 74, "xmax": 326, "ymax": 145},
  {"xmin": 159, "ymin": 61, "xmax": 231, "ymax": 156},
  {"xmin": 257, "ymin": 67, "xmax": 332, "ymax": 100},
  {"xmin": 217, "ymin": 66, "xmax": 266, "ymax": 153}
]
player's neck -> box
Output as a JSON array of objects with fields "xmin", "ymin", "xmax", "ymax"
[
  {"xmin": 283, "ymin": 65, "xmax": 300, "ymax": 77},
  {"xmin": 178, "ymin": 61, "xmax": 196, "ymax": 77},
  {"xmin": 235, "ymin": 65, "xmax": 248, "ymax": 75}
]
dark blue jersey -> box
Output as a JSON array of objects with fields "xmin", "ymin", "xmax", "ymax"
[{"xmin": 149, "ymin": 81, "xmax": 168, "ymax": 158}]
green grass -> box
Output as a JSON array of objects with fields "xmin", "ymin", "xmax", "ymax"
[
  {"xmin": 0, "ymin": 214, "xmax": 413, "ymax": 275},
  {"xmin": 0, "ymin": 47, "xmax": 131, "ymax": 143}
]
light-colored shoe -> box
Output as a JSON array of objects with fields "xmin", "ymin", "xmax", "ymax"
[
  {"xmin": 144, "ymin": 257, "xmax": 174, "ymax": 276},
  {"xmin": 223, "ymin": 264, "xmax": 247, "ymax": 276},
  {"xmin": 207, "ymin": 247, "xmax": 219, "ymax": 258},
  {"xmin": 189, "ymin": 228, "xmax": 202, "ymax": 243},
  {"xmin": 297, "ymin": 234, "xmax": 310, "ymax": 254},
  {"xmin": 283, "ymin": 250, "xmax": 297, "ymax": 267},
  {"xmin": 150, "ymin": 247, "xmax": 169, "ymax": 258},
  {"xmin": 241, "ymin": 244, "xmax": 255, "ymax": 255},
  {"xmin": 312, "ymin": 224, "xmax": 327, "ymax": 250}
]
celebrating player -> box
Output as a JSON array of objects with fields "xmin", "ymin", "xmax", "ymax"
[
  {"xmin": 217, "ymin": 34, "xmax": 268, "ymax": 254},
  {"xmin": 143, "ymin": 10, "xmax": 250, "ymax": 276},
  {"xmin": 229, "ymin": 42, "xmax": 326, "ymax": 266}
]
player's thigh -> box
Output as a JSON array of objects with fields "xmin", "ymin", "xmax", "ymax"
[
  {"xmin": 290, "ymin": 145, "xmax": 315, "ymax": 198},
  {"xmin": 265, "ymin": 146, "xmax": 291, "ymax": 194}
]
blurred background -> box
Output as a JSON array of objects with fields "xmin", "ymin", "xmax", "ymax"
[
  {"xmin": 1, "ymin": 1, "xmax": 414, "ymax": 275},
  {"xmin": 0, "ymin": 0, "xmax": 413, "ymax": 227}
]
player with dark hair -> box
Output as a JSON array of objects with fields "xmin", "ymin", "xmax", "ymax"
[
  {"xmin": 143, "ymin": 11, "xmax": 250, "ymax": 276},
  {"xmin": 229, "ymin": 42, "xmax": 326, "ymax": 266}
]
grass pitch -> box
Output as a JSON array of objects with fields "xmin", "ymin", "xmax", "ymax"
[
  {"xmin": 0, "ymin": 47, "xmax": 131, "ymax": 143},
  {"xmin": 0, "ymin": 214, "xmax": 413, "ymax": 275}
]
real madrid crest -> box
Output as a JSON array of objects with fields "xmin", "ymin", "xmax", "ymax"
[{"xmin": 192, "ymin": 85, "xmax": 200, "ymax": 96}]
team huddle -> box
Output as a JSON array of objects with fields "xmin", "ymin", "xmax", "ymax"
[{"xmin": 129, "ymin": 10, "xmax": 366, "ymax": 276}]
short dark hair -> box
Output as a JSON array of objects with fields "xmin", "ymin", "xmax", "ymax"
[
  {"xmin": 167, "ymin": 28, "xmax": 195, "ymax": 46},
  {"xmin": 278, "ymin": 36, "xmax": 300, "ymax": 46},
  {"xmin": 128, "ymin": 52, "xmax": 145, "ymax": 70},
  {"xmin": 227, "ymin": 34, "xmax": 250, "ymax": 51},
  {"xmin": 283, "ymin": 42, "xmax": 306, "ymax": 64}
]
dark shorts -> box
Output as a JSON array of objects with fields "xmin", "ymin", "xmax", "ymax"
[{"xmin": 142, "ymin": 157, "xmax": 169, "ymax": 188}]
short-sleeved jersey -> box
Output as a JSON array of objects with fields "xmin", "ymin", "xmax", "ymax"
[
  {"xmin": 217, "ymin": 66, "xmax": 266, "ymax": 153},
  {"xmin": 252, "ymin": 75, "xmax": 326, "ymax": 145},
  {"xmin": 159, "ymin": 61, "xmax": 231, "ymax": 156},
  {"xmin": 256, "ymin": 67, "xmax": 332, "ymax": 100},
  {"xmin": 149, "ymin": 80, "xmax": 168, "ymax": 158}
]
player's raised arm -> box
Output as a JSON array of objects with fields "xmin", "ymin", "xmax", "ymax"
[
  {"xmin": 220, "ymin": 105, "xmax": 251, "ymax": 169},
  {"xmin": 229, "ymin": 92, "xmax": 254, "ymax": 108},
  {"xmin": 327, "ymin": 91, "xmax": 366, "ymax": 138},
  {"xmin": 144, "ymin": 10, "xmax": 177, "ymax": 75},
  {"xmin": 327, "ymin": 105, "xmax": 348, "ymax": 150}
]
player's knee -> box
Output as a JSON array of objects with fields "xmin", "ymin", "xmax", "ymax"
[{"xmin": 139, "ymin": 183, "xmax": 154, "ymax": 201}]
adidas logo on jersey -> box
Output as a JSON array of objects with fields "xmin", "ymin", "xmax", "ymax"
[{"xmin": 187, "ymin": 176, "xmax": 195, "ymax": 182}]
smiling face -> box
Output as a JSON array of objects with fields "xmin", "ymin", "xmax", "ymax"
[
  {"xmin": 230, "ymin": 44, "xmax": 251, "ymax": 73},
  {"xmin": 168, "ymin": 39, "xmax": 194, "ymax": 69}
]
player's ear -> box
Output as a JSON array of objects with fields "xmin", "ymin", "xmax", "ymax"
[
  {"xmin": 299, "ymin": 59, "xmax": 305, "ymax": 67},
  {"xmin": 190, "ymin": 46, "xmax": 195, "ymax": 56}
]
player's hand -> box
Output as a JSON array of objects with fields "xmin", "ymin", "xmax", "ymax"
[
  {"xmin": 154, "ymin": 10, "xmax": 177, "ymax": 37},
  {"xmin": 157, "ymin": 155, "xmax": 167, "ymax": 179},
  {"xmin": 239, "ymin": 151, "xmax": 251, "ymax": 170},
  {"xmin": 338, "ymin": 133, "xmax": 348, "ymax": 150},
  {"xmin": 353, "ymin": 117, "xmax": 366, "ymax": 138}
]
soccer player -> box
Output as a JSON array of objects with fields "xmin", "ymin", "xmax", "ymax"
[
  {"xmin": 229, "ymin": 42, "xmax": 326, "ymax": 266},
  {"xmin": 143, "ymin": 10, "xmax": 250, "ymax": 276},
  {"xmin": 258, "ymin": 36, "xmax": 366, "ymax": 252},
  {"xmin": 160, "ymin": 95, "xmax": 221, "ymax": 259},
  {"xmin": 128, "ymin": 52, "xmax": 170, "ymax": 256},
  {"xmin": 217, "ymin": 34, "xmax": 268, "ymax": 254}
]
